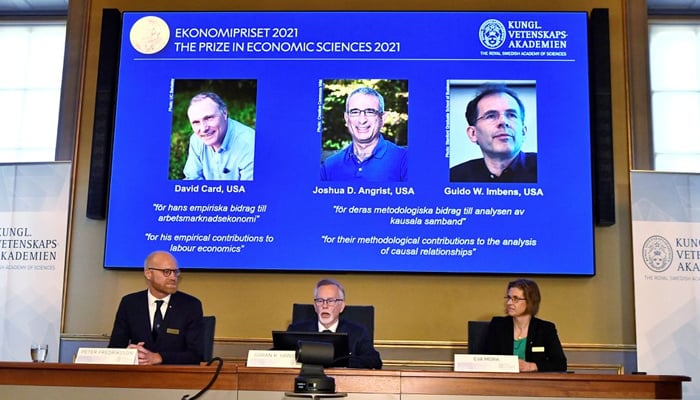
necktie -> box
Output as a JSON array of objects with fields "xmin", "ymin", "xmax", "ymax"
[
  {"xmin": 152, "ymin": 300, "xmax": 164, "ymax": 340},
  {"xmin": 322, "ymin": 329, "xmax": 332, "ymax": 333}
]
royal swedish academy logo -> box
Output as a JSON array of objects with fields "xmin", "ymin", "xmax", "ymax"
[
  {"xmin": 642, "ymin": 235, "xmax": 673, "ymax": 272},
  {"xmin": 479, "ymin": 19, "xmax": 506, "ymax": 50}
]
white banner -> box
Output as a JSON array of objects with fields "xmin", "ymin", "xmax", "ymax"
[
  {"xmin": 0, "ymin": 162, "xmax": 71, "ymax": 362},
  {"xmin": 631, "ymin": 171, "xmax": 700, "ymax": 399}
]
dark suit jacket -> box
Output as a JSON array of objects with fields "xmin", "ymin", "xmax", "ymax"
[
  {"xmin": 287, "ymin": 319, "xmax": 382, "ymax": 369},
  {"xmin": 108, "ymin": 290, "xmax": 204, "ymax": 364},
  {"xmin": 484, "ymin": 315, "xmax": 567, "ymax": 372}
]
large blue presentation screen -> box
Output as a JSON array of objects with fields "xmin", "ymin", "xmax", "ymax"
[{"xmin": 105, "ymin": 11, "xmax": 595, "ymax": 275}]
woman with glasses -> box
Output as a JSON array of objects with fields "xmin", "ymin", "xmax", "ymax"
[{"xmin": 483, "ymin": 278, "xmax": 567, "ymax": 372}]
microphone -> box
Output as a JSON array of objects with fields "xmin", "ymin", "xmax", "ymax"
[{"xmin": 332, "ymin": 354, "xmax": 353, "ymax": 366}]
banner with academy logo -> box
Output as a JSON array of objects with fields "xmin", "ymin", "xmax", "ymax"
[
  {"xmin": 0, "ymin": 162, "xmax": 71, "ymax": 362},
  {"xmin": 631, "ymin": 171, "xmax": 700, "ymax": 399}
]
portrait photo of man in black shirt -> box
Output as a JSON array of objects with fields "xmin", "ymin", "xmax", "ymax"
[{"xmin": 449, "ymin": 82, "xmax": 537, "ymax": 183}]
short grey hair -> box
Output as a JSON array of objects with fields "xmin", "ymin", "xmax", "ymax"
[
  {"xmin": 346, "ymin": 87, "xmax": 384, "ymax": 113},
  {"xmin": 189, "ymin": 92, "xmax": 228, "ymax": 114},
  {"xmin": 314, "ymin": 278, "xmax": 346, "ymax": 299}
]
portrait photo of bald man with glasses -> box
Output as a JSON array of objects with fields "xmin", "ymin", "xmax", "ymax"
[{"xmin": 449, "ymin": 82, "xmax": 538, "ymax": 183}]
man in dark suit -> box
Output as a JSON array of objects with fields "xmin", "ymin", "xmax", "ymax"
[
  {"xmin": 108, "ymin": 250, "xmax": 204, "ymax": 365},
  {"xmin": 287, "ymin": 278, "xmax": 382, "ymax": 369}
]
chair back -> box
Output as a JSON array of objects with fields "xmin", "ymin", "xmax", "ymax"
[
  {"xmin": 202, "ymin": 315, "xmax": 216, "ymax": 361},
  {"xmin": 467, "ymin": 320, "xmax": 490, "ymax": 354},
  {"xmin": 292, "ymin": 303, "xmax": 375, "ymax": 342}
]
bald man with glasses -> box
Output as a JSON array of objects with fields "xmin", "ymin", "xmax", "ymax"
[
  {"xmin": 286, "ymin": 278, "xmax": 382, "ymax": 369},
  {"xmin": 108, "ymin": 250, "xmax": 204, "ymax": 365}
]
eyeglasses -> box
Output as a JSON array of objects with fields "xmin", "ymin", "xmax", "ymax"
[
  {"xmin": 504, "ymin": 296, "xmax": 526, "ymax": 303},
  {"xmin": 347, "ymin": 108, "xmax": 381, "ymax": 118},
  {"xmin": 314, "ymin": 298, "xmax": 344, "ymax": 306},
  {"xmin": 476, "ymin": 110, "xmax": 521, "ymax": 124},
  {"xmin": 148, "ymin": 267, "xmax": 181, "ymax": 277}
]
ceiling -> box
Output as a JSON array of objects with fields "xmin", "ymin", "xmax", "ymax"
[
  {"xmin": 1, "ymin": 0, "xmax": 699, "ymax": 16},
  {"xmin": 647, "ymin": 0, "xmax": 700, "ymax": 14},
  {"xmin": 0, "ymin": 0, "xmax": 68, "ymax": 14}
]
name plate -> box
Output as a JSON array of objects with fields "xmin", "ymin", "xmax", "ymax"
[
  {"xmin": 74, "ymin": 348, "xmax": 138, "ymax": 365},
  {"xmin": 246, "ymin": 350, "xmax": 300, "ymax": 368},
  {"xmin": 454, "ymin": 354, "xmax": 519, "ymax": 373}
]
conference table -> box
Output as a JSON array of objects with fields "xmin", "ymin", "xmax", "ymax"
[{"xmin": 0, "ymin": 361, "xmax": 690, "ymax": 400}]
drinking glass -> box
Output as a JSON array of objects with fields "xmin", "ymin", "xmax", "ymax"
[{"xmin": 30, "ymin": 344, "xmax": 48, "ymax": 362}]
